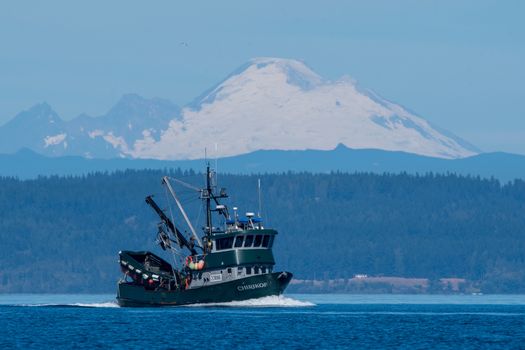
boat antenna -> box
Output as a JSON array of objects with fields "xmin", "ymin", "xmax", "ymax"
[
  {"xmin": 205, "ymin": 163, "xmax": 212, "ymax": 237},
  {"xmin": 215, "ymin": 143, "xmax": 218, "ymax": 186},
  {"xmin": 257, "ymin": 178, "xmax": 262, "ymax": 217}
]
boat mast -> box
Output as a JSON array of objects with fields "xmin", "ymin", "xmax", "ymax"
[
  {"xmin": 202, "ymin": 163, "xmax": 229, "ymax": 240},
  {"xmin": 258, "ymin": 178, "xmax": 262, "ymax": 217},
  {"xmin": 206, "ymin": 164, "xmax": 212, "ymax": 237}
]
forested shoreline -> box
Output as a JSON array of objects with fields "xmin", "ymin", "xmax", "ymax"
[{"xmin": 1, "ymin": 170, "xmax": 524, "ymax": 293}]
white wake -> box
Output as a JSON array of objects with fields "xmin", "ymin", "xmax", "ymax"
[
  {"xmin": 67, "ymin": 302, "xmax": 120, "ymax": 308},
  {"xmin": 186, "ymin": 295, "xmax": 315, "ymax": 307},
  {"xmin": 16, "ymin": 296, "xmax": 314, "ymax": 308},
  {"xmin": 21, "ymin": 301, "xmax": 120, "ymax": 308}
]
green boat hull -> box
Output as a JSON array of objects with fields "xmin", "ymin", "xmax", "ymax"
[{"xmin": 116, "ymin": 271, "xmax": 292, "ymax": 307}]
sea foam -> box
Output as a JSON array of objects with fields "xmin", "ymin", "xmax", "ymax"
[
  {"xmin": 185, "ymin": 295, "xmax": 315, "ymax": 307},
  {"xmin": 14, "ymin": 295, "xmax": 314, "ymax": 308}
]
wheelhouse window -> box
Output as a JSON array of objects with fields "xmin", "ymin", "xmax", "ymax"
[
  {"xmin": 216, "ymin": 237, "xmax": 234, "ymax": 250},
  {"xmin": 268, "ymin": 236, "xmax": 275, "ymax": 248},
  {"xmin": 254, "ymin": 235, "xmax": 262, "ymax": 247},
  {"xmin": 234, "ymin": 235, "xmax": 244, "ymax": 248},
  {"xmin": 246, "ymin": 266, "xmax": 252, "ymax": 275},
  {"xmin": 244, "ymin": 235, "xmax": 254, "ymax": 247},
  {"xmin": 254, "ymin": 266, "xmax": 260, "ymax": 274},
  {"xmin": 262, "ymin": 235, "xmax": 270, "ymax": 248}
]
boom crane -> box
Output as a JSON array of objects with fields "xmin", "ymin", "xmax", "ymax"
[
  {"xmin": 145, "ymin": 195, "xmax": 198, "ymax": 256},
  {"xmin": 162, "ymin": 176, "xmax": 202, "ymax": 247}
]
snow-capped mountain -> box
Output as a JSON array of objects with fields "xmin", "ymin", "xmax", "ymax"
[
  {"xmin": 135, "ymin": 58, "xmax": 478, "ymax": 159},
  {"xmin": 0, "ymin": 58, "xmax": 478, "ymax": 159}
]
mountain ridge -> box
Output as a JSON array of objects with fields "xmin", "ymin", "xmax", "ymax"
[
  {"xmin": 0, "ymin": 57, "xmax": 478, "ymax": 160},
  {"xmin": 0, "ymin": 95, "xmax": 180, "ymax": 158},
  {"xmin": 1, "ymin": 146, "xmax": 523, "ymax": 182}
]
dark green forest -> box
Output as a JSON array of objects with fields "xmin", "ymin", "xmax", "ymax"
[{"xmin": 1, "ymin": 170, "xmax": 525, "ymax": 293}]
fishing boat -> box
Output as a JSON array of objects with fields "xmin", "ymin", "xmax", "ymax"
[{"xmin": 116, "ymin": 165, "xmax": 293, "ymax": 306}]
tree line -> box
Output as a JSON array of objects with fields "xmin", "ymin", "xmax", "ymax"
[{"xmin": 0, "ymin": 169, "xmax": 524, "ymax": 293}]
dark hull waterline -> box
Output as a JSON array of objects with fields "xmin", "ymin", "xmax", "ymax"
[{"xmin": 117, "ymin": 272, "xmax": 292, "ymax": 307}]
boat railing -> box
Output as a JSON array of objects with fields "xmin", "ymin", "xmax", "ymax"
[{"xmin": 226, "ymin": 216, "xmax": 264, "ymax": 231}]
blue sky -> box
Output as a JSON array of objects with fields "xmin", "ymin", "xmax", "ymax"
[{"xmin": 1, "ymin": 1, "xmax": 524, "ymax": 154}]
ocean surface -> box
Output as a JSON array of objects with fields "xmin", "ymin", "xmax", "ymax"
[{"xmin": 2, "ymin": 294, "xmax": 525, "ymax": 349}]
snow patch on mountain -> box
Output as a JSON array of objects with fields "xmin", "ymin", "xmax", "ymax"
[
  {"xmin": 88, "ymin": 130, "xmax": 104, "ymax": 139},
  {"xmin": 102, "ymin": 132, "xmax": 128, "ymax": 151},
  {"xmin": 43, "ymin": 133, "xmax": 67, "ymax": 148}
]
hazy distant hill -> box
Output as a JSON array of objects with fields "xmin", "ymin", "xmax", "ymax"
[{"xmin": 1, "ymin": 145, "xmax": 524, "ymax": 182}]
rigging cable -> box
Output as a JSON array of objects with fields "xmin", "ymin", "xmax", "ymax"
[
  {"xmin": 164, "ymin": 186, "xmax": 182, "ymax": 252},
  {"xmin": 166, "ymin": 176, "xmax": 201, "ymax": 192},
  {"xmin": 194, "ymin": 201, "xmax": 203, "ymax": 238}
]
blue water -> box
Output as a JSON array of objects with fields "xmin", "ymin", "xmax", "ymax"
[{"xmin": 2, "ymin": 294, "xmax": 525, "ymax": 349}]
